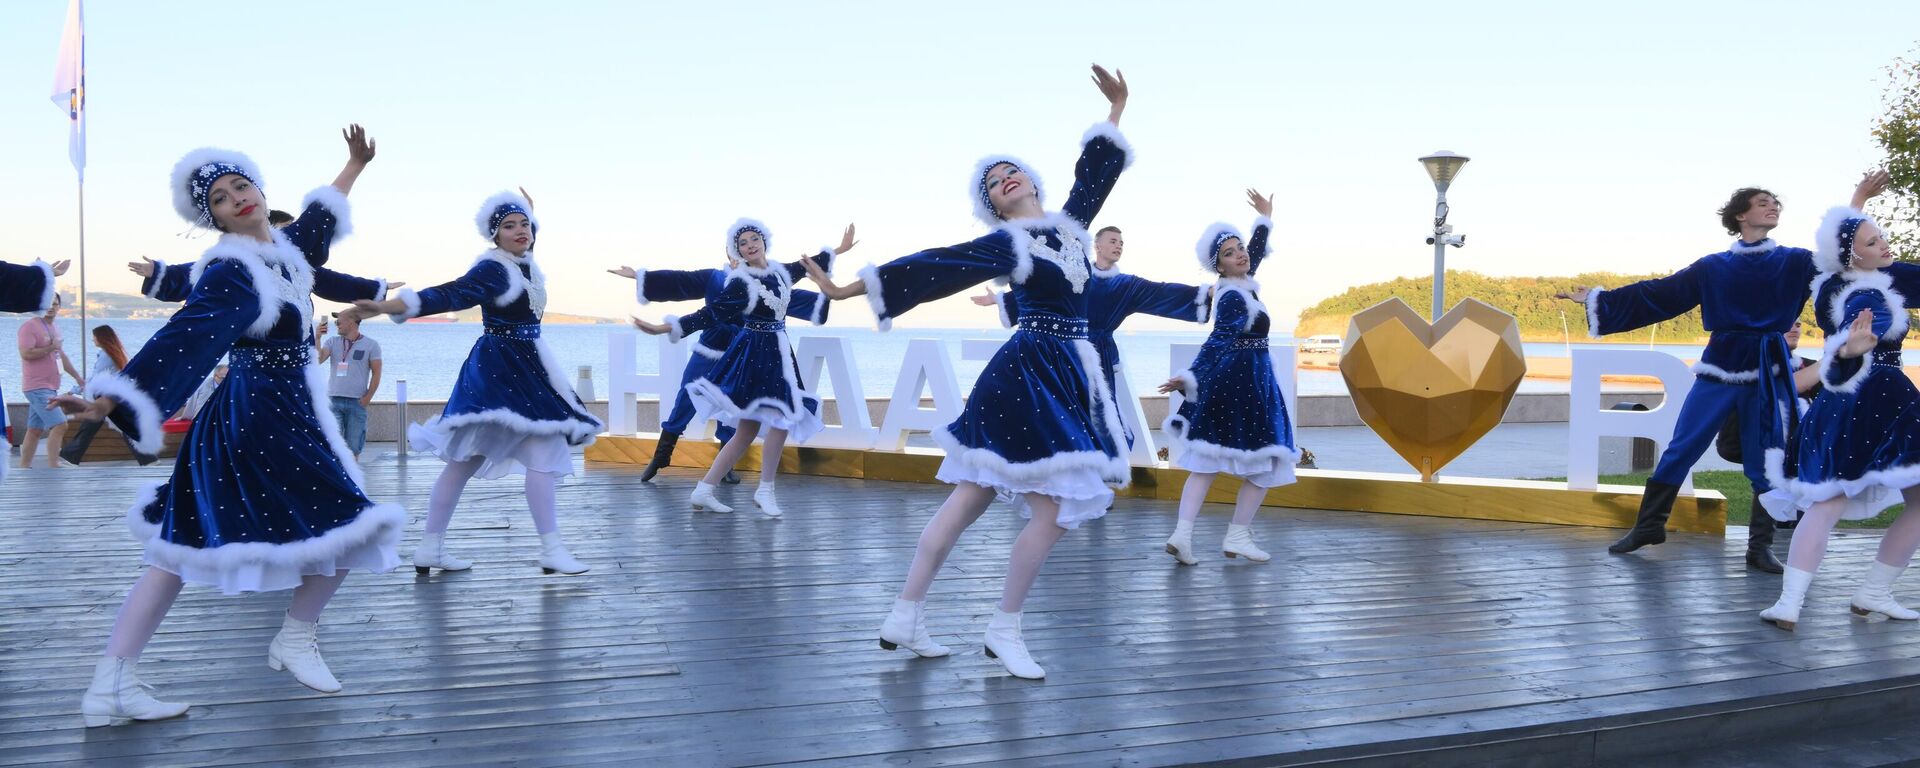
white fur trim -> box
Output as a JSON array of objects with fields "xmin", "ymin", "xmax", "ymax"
[
  {"xmin": 815, "ymin": 247, "xmax": 838, "ymax": 278},
  {"xmin": 1212, "ymin": 277, "xmax": 1266, "ymax": 332},
  {"xmin": 632, "ymin": 268, "xmax": 650, "ymax": 305},
  {"xmin": 1818, "ymin": 334, "xmax": 1874, "ymax": 394},
  {"xmin": 1091, "ymin": 262, "xmax": 1121, "ymax": 278},
  {"xmin": 665, "ymin": 314, "xmax": 688, "ymax": 342},
  {"xmin": 140, "ymin": 259, "xmax": 168, "ymax": 300},
  {"xmin": 725, "ymin": 218, "xmax": 773, "ymax": 264},
  {"xmin": 1777, "ymin": 446, "xmax": 1920, "ymax": 522},
  {"xmin": 1248, "ymin": 216, "xmax": 1275, "ymax": 266},
  {"xmin": 189, "ymin": 233, "xmax": 314, "ymax": 339},
  {"xmin": 1826, "ymin": 269, "xmax": 1909, "ymax": 341},
  {"xmin": 371, "ymin": 278, "xmax": 389, "ymax": 303},
  {"xmin": 931, "ymin": 429, "xmax": 1130, "ymax": 489},
  {"xmin": 170, "ymin": 148, "xmax": 263, "ymax": 226},
  {"xmin": 1730, "ymin": 238, "xmax": 1777, "ymax": 256},
  {"xmin": 124, "ymin": 481, "xmax": 406, "ymax": 587},
  {"xmin": 85, "ymin": 370, "xmax": 166, "ymax": 457},
  {"xmin": 1690, "ymin": 362, "xmax": 1760, "ymax": 383},
  {"xmin": 1583, "ymin": 287, "xmax": 1605, "ymax": 339},
  {"xmin": 1073, "ymin": 337, "xmax": 1133, "ymax": 471},
  {"xmin": 726, "ymin": 263, "xmax": 795, "ymax": 318},
  {"xmin": 1193, "ymin": 283, "xmax": 1213, "ymax": 324},
  {"xmin": 1813, "ymin": 207, "xmax": 1878, "ymax": 273},
  {"xmin": 472, "ymin": 249, "xmax": 544, "ymax": 314},
  {"xmin": 857, "ymin": 263, "xmax": 893, "ymax": 331},
  {"xmin": 534, "ymin": 337, "xmax": 601, "ymax": 425},
  {"xmin": 1809, "ymin": 272, "xmax": 1837, "ymax": 318},
  {"xmin": 992, "ymin": 291, "xmax": 1015, "ymax": 329},
  {"xmin": 475, "ymin": 190, "xmax": 539, "ymax": 242},
  {"xmin": 969, "ymin": 154, "xmax": 1044, "ymax": 227},
  {"xmin": 1079, "ymin": 121, "xmax": 1136, "ymax": 170},
  {"xmin": 690, "ymin": 341, "xmax": 726, "ymax": 360},
  {"xmin": 805, "ymin": 293, "xmax": 829, "ymax": 326},
  {"xmin": 391, "ymin": 288, "xmax": 422, "ymax": 323},
  {"xmin": 298, "ymin": 185, "xmax": 353, "ymax": 244},
  {"xmin": 1195, "ymin": 222, "xmax": 1243, "ymax": 273},
  {"xmin": 412, "ymin": 409, "xmax": 600, "ymax": 447},
  {"xmin": 32, "ymin": 260, "xmax": 57, "ymax": 311},
  {"xmin": 999, "ymin": 212, "xmax": 1094, "ymax": 292}
]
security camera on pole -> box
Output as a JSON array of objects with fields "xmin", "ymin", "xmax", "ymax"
[{"xmin": 1419, "ymin": 151, "xmax": 1469, "ymax": 320}]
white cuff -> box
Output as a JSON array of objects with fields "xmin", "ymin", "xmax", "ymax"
[
  {"xmin": 372, "ymin": 278, "xmax": 389, "ymax": 303},
  {"xmin": 1080, "ymin": 121, "xmax": 1135, "ymax": 170},
  {"xmin": 666, "ymin": 314, "xmax": 688, "ymax": 342},
  {"xmin": 1584, "ymin": 287, "xmax": 1605, "ymax": 339},
  {"xmin": 300, "ymin": 185, "xmax": 354, "ymax": 243},
  {"xmin": 86, "ymin": 370, "xmax": 164, "ymax": 457},
  {"xmin": 992, "ymin": 291, "xmax": 1014, "ymax": 329},
  {"xmin": 32, "ymin": 260, "xmax": 57, "ymax": 312},
  {"xmin": 633, "ymin": 268, "xmax": 650, "ymax": 305},
  {"xmin": 141, "ymin": 259, "xmax": 168, "ymax": 300},
  {"xmin": 1819, "ymin": 334, "xmax": 1873, "ymax": 394},
  {"xmin": 391, "ymin": 287, "xmax": 422, "ymax": 323},
  {"xmin": 857, "ymin": 263, "xmax": 892, "ymax": 332},
  {"xmin": 1172, "ymin": 370, "xmax": 1199, "ymax": 400},
  {"xmin": 1193, "ymin": 283, "xmax": 1212, "ymax": 324}
]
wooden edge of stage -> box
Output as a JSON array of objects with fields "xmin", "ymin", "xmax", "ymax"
[{"xmin": 585, "ymin": 434, "xmax": 1727, "ymax": 535}]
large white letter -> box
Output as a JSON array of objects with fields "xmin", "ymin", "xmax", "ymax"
[
  {"xmin": 1568, "ymin": 348, "xmax": 1694, "ymax": 493},
  {"xmin": 607, "ymin": 331, "xmax": 689, "ymax": 437},
  {"xmin": 794, "ymin": 335, "xmax": 879, "ymax": 449},
  {"xmin": 877, "ymin": 338, "xmax": 965, "ymax": 451}
]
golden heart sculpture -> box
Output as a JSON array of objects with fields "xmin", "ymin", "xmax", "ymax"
[{"xmin": 1338, "ymin": 298, "xmax": 1526, "ymax": 481}]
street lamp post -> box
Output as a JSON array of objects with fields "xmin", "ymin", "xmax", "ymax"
[{"xmin": 1419, "ymin": 151, "xmax": 1469, "ymax": 321}]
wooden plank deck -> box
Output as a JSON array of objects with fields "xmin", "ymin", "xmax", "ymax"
[{"xmin": 3, "ymin": 456, "xmax": 1920, "ymax": 767}]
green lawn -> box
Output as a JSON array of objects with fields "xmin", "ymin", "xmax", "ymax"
[{"xmin": 1534, "ymin": 470, "xmax": 1902, "ymax": 529}]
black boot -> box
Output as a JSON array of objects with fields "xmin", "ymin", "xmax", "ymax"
[
  {"xmin": 1746, "ymin": 497, "xmax": 1783, "ymax": 573},
  {"xmin": 1610, "ymin": 480, "xmax": 1681, "ymax": 554},
  {"xmin": 639, "ymin": 432, "xmax": 680, "ymax": 483}
]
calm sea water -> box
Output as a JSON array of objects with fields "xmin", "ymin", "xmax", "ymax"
[{"xmin": 1, "ymin": 315, "xmax": 1738, "ymax": 402}]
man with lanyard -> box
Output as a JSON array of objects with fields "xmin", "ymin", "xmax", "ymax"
[{"xmin": 315, "ymin": 310, "xmax": 382, "ymax": 459}]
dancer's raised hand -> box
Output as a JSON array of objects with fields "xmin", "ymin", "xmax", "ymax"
[
  {"xmin": 835, "ymin": 224, "xmax": 859, "ymax": 255},
  {"xmin": 49, "ymin": 260, "xmax": 70, "ymax": 277},
  {"xmin": 342, "ymin": 124, "xmax": 377, "ymax": 166},
  {"xmin": 609, "ymin": 266, "xmax": 639, "ymax": 280},
  {"xmin": 1246, "ymin": 188, "xmax": 1274, "ymax": 218},
  {"xmin": 1554, "ymin": 287, "xmax": 1593, "ymax": 304},
  {"xmin": 518, "ymin": 186, "xmax": 535, "ymax": 211},
  {"xmin": 127, "ymin": 257, "xmax": 157, "ymax": 278},
  {"xmin": 631, "ymin": 316, "xmax": 670, "ymax": 336},
  {"xmin": 1840, "ymin": 309, "xmax": 1878, "ymax": 358},
  {"xmin": 1091, "ymin": 64, "xmax": 1128, "ymax": 124}
]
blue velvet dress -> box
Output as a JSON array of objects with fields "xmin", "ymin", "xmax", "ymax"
[
  {"xmin": 1163, "ymin": 224, "xmax": 1298, "ymax": 487},
  {"xmin": 1774, "ymin": 269, "xmax": 1920, "ymax": 520},
  {"xmin": 86, "ymin": 189, "xmax": 403, "ymax": 594},
  {"xmin": 671, "ymin": 254, "xmax": 834, "ymax": 443},
  {"xmin": 396, "ymin": 250, "xmax": 603, "ymax": 479},
  {"xmin": 637, "ymin": 267, "xmax": 829, "ymax": 439},
  {"xmin": 858, "ymin": 122, "xmax": 1132, "ymax": 528}
]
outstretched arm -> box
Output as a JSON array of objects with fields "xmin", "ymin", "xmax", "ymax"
[
  {"xmin": 1852, "ymin": 169, "xmax": 1890, "ymax": 210},
  {"xmin": 1092, "ymin": 64, "xmax": 1127, "ymax": 126}
]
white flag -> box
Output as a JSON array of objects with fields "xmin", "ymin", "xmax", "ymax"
[{"xmin": 50, "ymin": 0, "xmax": 85, "ymax": 179}]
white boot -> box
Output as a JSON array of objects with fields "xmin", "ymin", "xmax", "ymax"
[
  {"xmin": 1851, "ymin": 561, "xmax": 1919, "ymax": 620},
  {"xmin": 983, "ymin": 608, "xmax": 1045, "ymax": 679},
  {"xmin": 878, "ymin": 598, "xmax": 950, "ymax": 657},
  {"xmin": 80, "ymin": 656, "xmax": 189, "ymax": 727},
  {"xmin": 538, "ymin": 532, "xmax": 589, "ymax": 575},
  {"xmin": 753, "ymin": 484, "xmax": 784, "ymax": 518},
  {"xmin": 1164, "ymin": 519, "xmax": 1197, "ymax": 566},
  {"xmin": 411, "ymin": 532, "xmax": 473, "ymax": 575},
  {"xmin": 690, "ymin": 482, "xmax": 733, "ymax": 513},
  {"xmin": 267, "ymin": 615, "xmax": 341, "ymax": 693},
  {"xmin": 1760, "ymin": 566, "xmax": 1815, "ymax": 631},
  {"xmin": 1223, "ymin": 524, "xmax": 1271, "ymax": 562}
]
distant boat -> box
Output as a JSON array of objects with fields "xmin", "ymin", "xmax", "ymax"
[
  {"xmin": 1300, "ymin": 334, "xmax": 1342, "ymax": 353},
  {"xmin": 409, "ymin": 316, "xmax": 456, "ymax": 324}
]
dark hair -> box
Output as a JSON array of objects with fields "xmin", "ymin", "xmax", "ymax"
[
  {"xmin": 1718, "ymin": 188, "xmax": 1776, "ymax": 236},
  {"xmin": 92, "ymin": 325, "xmax": 129, "ymax": 371},
  {"xmin": 268, "ymin": 209, "xmax": 295, "ymax": 227},
  {"xmin": 1095, "ymin": 226, "xmax": 1122, "ymax": 238}
]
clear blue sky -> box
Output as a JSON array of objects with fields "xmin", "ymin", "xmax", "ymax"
[{"xmin": 2, "ymin": 1, "xmax": 1918, "ymax": 329}]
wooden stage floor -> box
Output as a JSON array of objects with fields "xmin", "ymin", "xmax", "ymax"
[{"xmin": 5, "ymin": 457, "xmax": 1920, "ymax": 767}]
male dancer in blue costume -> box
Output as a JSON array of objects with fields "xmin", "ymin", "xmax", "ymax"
[{"xmin": 1558, "ymin": 174, "xmax": 1885, "ymax": 571}]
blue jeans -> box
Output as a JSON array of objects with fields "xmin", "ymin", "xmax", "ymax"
[{"xmin": 330, "ymin": 397, "xmax": 368, "ymax": 455}]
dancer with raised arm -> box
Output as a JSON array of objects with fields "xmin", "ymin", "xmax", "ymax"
[
  {"xmin": 1157, "ymin": 190, "xmax": 1297, "ymax": 565},
  {"xmin": 58, "ymin": 127, "xmax": 402, "ymax": 725},
  {"xmin": 629, "ymin": 220, "xmax": 847, "ymax": 516},
  {"xmin": 352, "ymin": 191, "xmax": 603, "ymax": 576},
  {"xmin": 802, "ymin": 64, "xmax": 1130, "ymax": 679}
]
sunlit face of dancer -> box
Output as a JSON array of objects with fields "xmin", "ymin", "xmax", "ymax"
[{"xmin": 496, "ymin": 213, "xmax": 534, "ymax": 255}]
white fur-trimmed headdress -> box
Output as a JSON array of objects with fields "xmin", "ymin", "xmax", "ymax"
[
  {"xmin": 1813, "ymin": 205, "xmax": 1881, "ymax": 273},
  {"xmin": 1194, "ymin": 222, "xmax": 1242, "ymax": 273},
  {"xmin": 970, "ymin": 155, "xmax": 1046, "ymax": 227},
  {"xmin": 171, "ymin": 148, "xmax": 264, "ymax": 228},
  {"xmin": 726, "ymin": 218, "xmax": 772, "ymax": 263},
  {"xmin": 476, "ymin": 190, "xmax": 539, "ymax": 242}
]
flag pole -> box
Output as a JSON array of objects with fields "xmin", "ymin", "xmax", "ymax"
[{"xmin": 77, "ymin": 176, "xmax": 87, "ymax": 381}]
